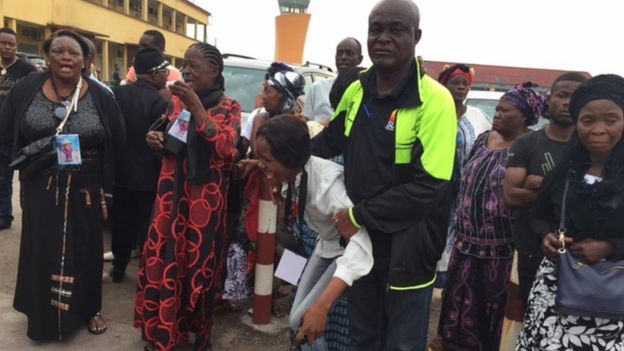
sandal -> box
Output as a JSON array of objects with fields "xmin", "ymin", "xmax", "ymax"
[
  {"xmin": 271, "ymin": 302, "xmax": 288, "ymax": 318},
  {"xmin": 88, "ymin": 312, "xmax": 108, "ymax": 335},
  {"xmin": 227, "ymin": 300, "xmax": 242, "ymax": 313}
]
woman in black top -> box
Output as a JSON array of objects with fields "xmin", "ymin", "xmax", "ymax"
[
  {"xmin": 517, "ymin": 74, "xmax": 624, "ymax": 350},
  {"xmin": 0, "ymin": 30, "xmax": 125, "ymax": 340}
]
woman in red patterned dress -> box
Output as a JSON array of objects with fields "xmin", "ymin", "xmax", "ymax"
[{"xmin": 135, "ymin": 43, "xmax": 241, "ymax": 351}]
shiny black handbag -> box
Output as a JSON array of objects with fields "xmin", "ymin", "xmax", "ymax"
[
  {"xmin": 555, "ymin": 176, "xmax": 624, "ymax": 319},
  {"xmin": 9, "ymin": 136, "xmax": 57, "ymax": 180}
]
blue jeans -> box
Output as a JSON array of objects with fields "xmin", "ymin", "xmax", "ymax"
[
  {"xmin": 347, "ymin": 256, "xmax": 433, "ymax": 351},
  {"xmin": 0, "ymin": 143, "xmax": 14, "ymax": 223},
  {"xmin": 290, "ymin": 253, "xmax": 337, "ymax": 351}
]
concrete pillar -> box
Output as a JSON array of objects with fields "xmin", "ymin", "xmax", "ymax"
[
  {"xmin": 102, "ymin": 40, "xmax": 109, "ymax": 82},
  {"xmin": 252, "ymin": 180, "xmax": 277, "ymax": 325},
  {"xmin": 6, "ymin": 18, "xmax": 17, "ymax": 32},
  {"xmin": 141, "ymin": 0, "xmax": 147, "ymax": 21},
  {"xmin": 157, "ymin": 2, "xmax": 163, "ymax": 27},
  {"xmin": 123, "ymin": 0, "xmax": 129, "ymax": 15}
]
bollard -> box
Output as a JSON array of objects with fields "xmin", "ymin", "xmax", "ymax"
[{"xmin": 252, "ymin": 180, "xmax": 277, "ymax": 324}]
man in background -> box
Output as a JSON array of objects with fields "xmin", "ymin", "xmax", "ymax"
[{"xmin": 0, "ymin": 27, "xmax": 37, "ymax": 230}]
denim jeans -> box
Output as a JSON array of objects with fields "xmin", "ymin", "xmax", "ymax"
[
  {"xmin": 0, "ymin": 143, "xmax": 14, "ymax": 223},
  {"xmin": 347, "ymin": 256, "xmax": 433, "ymax": 351},
  {"xmin": 290, "ymin": 253, "xmax": 337, "ymax": 351}
]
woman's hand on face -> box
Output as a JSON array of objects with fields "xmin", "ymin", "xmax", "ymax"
[
  {"xmin": 542, "ymin": 233, "xmax": 573, "ymax": 259},
  {"xmin": 292, "ymin": 304, "xmax": 329, "ymax": 348},
  {"xmin": 146, "ymin": 131, "xmax": 165, "ymax": 151},
  {"xmin": 569, "ymin": 239, "xmax": 614, "ymax": 265},
  {"xmin": 238, "ymin": 159, "xmax": 259, "ymax": 179},
  {"xmin": 168, "ymin": 81, "xmax": 202, "ymax": 111}
]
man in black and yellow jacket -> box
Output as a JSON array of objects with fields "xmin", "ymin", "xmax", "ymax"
[{"xmin": 311, "ymin": 0, "xmax": 456, "ymax": 349}]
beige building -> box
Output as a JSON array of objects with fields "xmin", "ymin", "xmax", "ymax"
[{"xmin": 0, "ymin": 0, "xmax": 210, "ymax": 83}]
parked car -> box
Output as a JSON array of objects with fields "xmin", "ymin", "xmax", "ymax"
[
  {"xmin": 221, "ymin": 54, "xmax": 335, "ymax": 126},
  {"xmin": 17, "ymin": 52, "xmax": 46, "ymax": 71}
]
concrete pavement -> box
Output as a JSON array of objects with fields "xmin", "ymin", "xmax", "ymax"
[{"xmin": 0, "ymin": 178, "xmax": 441, "ymax": 350}]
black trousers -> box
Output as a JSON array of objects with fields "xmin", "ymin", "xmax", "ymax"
[{"xmin": 111, "ymin": 187, "xmax": 155, "ymax": 271}]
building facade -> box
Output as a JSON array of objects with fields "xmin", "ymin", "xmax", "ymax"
[{"xmin": 0, "ymin": 0, "xmax": 210, "ymax": 83}]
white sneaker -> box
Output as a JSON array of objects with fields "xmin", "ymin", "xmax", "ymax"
[{"xmin": 103, "ymin": 251, "xmax": 114, "ymax": 261}]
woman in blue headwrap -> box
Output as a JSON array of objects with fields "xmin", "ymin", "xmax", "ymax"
[{"xmin": 430, "ymin": 83, "xmax": 547, "ymax": 351}]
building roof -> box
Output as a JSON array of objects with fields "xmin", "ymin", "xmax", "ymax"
[{"xmin": 424, "ymin": 60, "xmax": 591, "ymax": 90}]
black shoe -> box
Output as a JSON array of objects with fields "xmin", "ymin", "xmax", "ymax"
[
  {"xmin": 0, "ymin": 218, "xmax": 11, "ymax": 230},
  {"xmin": 109, "ymin": 267, "xmax": 125, "ymax": 283}
]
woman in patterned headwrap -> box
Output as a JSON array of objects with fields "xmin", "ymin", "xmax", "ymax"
[
  {"xmin": 135, "ymin": 42, "xmax": 241, "ymax": 351},
  {"xmin": 430, "ymin": 83, "xmax": 547, "ymax": 351},
  {"xmin": 516, "ymin": 75, "xmax": 624, "ymax": 350}
]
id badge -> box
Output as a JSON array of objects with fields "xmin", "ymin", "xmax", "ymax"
[
  {"xmin": 56, "ymin": 134, "xmax": 82, "ymax": 166},
  {"xmin": 168, "ymin": 109, "xmax": 191, "ymax": 144}
]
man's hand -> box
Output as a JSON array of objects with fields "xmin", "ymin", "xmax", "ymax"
[
  {"xmin": 523, "ymin": 175, "xmax": 544, "ymax": 191},
  {"xmin": 542, "ymin": 232, "xmax": 573, "ymax": 259},
  {"xmin": 333, "ymin": 209, "xmax": 358, "ymax": 241},
  {"xmin": 569, "ymin": 239, "xmax": 614, "ymax": 265},
  {"xmin": 146, "ymin": 131, "xmax": 165, "ymax": 151},
  {"xmin": 292, "ymin": 304, "xmax": 329, "ymax": 348}
]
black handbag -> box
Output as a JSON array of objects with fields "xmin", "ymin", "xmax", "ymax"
[
  {"xmin": 9, "ymin": 77, "xmax": 82, "ymax": 180},
  {"xmin": 555, "ymin": 176, "xmax": 624, "ymax": 319},
  {"xmin": 276, "ymin": 170, "xmax": 307, "ymax": 257}
]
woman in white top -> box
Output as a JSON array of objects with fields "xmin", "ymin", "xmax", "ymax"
[{"xmin": 253, "ymin": 115, "xmax": 373, "ymax": 350}]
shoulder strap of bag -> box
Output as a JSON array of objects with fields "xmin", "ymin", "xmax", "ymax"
[
  {"xmin": 54, "ymin": 77, "xmax": 83, "ymax": 137},
  {"xmin": 558, "ymin": 173, "xmax": 571, "ymax": 253}
]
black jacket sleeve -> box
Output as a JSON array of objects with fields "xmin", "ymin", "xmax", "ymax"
[
  {"xmin": 311, "ymin": 111, "xmax": 346, "ymax": 159},
  {"xmin": 353, "ymin": 141, "xmax": 451, "ymax": 234},
  {"xmin": 529, "ymin": 185, "xmax": 556, "ymax": 239}
]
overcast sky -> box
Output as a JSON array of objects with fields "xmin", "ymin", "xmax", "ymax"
[{"xmin": 193, "ymin": 0, "xmax": 624, "ymax": 77}]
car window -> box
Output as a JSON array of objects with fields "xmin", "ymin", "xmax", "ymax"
[
  {"xmin": 222, "ymin": 65, "xmax": 266, "ymax": 113},
  {"xmin": 466, "ymin": 98, "xmax": 498, "ymax": 123}
]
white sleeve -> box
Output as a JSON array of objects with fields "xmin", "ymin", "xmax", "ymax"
[
  {"xmin": 333, "ymin": 228, "xmax": 374, "ymax": 286},
  {"xmin": 241, "ymin": 108, "xmax": 260, "ymax": 140}
]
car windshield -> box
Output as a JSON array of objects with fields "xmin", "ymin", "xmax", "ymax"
[
  {"xmin": 466, "ymin": 98, "xmax": 498, "ymax": 122},
  {"xmin": 222, "ymin": 65, "xmax": 266, "ymax": 113}
]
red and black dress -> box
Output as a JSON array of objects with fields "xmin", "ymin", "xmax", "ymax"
[{"xmin": 134, "ymin": 91, "xmax": 240, "ymax": 351}]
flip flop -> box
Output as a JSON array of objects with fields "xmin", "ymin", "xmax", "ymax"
[{"xmin": 88, "ymin": 312, "xmax": 108, "ymax": 335}]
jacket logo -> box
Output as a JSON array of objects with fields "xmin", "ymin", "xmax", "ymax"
[{"xmin": 385, "ymin": 110, "xmax": 397, "ymax": 131}]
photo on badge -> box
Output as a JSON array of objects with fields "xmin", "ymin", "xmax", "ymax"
[
  {"xmin": 56, "ymin": 134, "xmax": 82, "ymax": 166},
  {"xmin": 168, "ymin": 109, "xmax": 191, "ymax": 143}
]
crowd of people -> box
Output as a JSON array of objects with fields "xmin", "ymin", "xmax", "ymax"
[{"xmin": 1, "ymin": 0, "xmax": 624, "ymax": 350}]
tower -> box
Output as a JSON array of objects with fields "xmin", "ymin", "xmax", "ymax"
[{"xmin": 274, "ymin": 0, "xmax": 311, "ymax": 64}]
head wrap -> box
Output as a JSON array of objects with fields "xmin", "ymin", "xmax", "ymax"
[
  {"xmin": 134, "ymin": 47, "xmax": 168, "ymax": 75},
  {"xmin": 569, "ymin": 74, "xmax": 624, "ymax": 121},
  {"xmin": 265, "ymin": 62, "xmax": 293, "ymax": 79},
  {"xmin": 267, "ymin": 71, "xmax": 305, "ymax": 114},
  {"xmin": 438, "ymin": 64, "xmax": 473, "ymax": 86},
  {"xmin": 501, "ymin": 82, "xmax": 548, "ymax": 126}
]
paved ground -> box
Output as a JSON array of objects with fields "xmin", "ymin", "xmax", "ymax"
[{"xmin": 0, "ymin": 178, "xmax": 441, "ymax": 350}]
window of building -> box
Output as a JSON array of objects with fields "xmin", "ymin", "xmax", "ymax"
[
  {"xmin": 186, "ymin": 18, "xmax": 196, "ymax": 39},
  {"xmin": 86, "ymin": 0, "xmax": 105, "ymax": 5},
  {"xmin": 148, "ymin": 0, "xmax": 158, "ymax": 25},
  {"xmin": 107, "ymin": 0, "xmax": 124, "ymax": 13},
  {"xmin": 162, "ymin": 6, "xmax": 173, "ymax": 30},
  {"xmin": 196, "ymin": 23, "xmax": 206, "ymax": 42},
  {"xmin": 175, "ymin": 12, "xmax": 185, "ymax": 34},
  {"xmin": 129, "ymin": 0, "xmax": 142, "ymax": 19}
]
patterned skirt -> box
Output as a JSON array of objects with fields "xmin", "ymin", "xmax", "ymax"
[
  {"xmin": 437, "ymin": 247, "xmax": 512, "ymax": 351},
  {"xmin": 516, "ymin": 258, "xmax": 624, "ymax": 350}
]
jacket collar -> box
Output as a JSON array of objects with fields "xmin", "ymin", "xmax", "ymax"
[{"xmin": 359, "ymin": 59, "xmax": 423, "ymax": 109}]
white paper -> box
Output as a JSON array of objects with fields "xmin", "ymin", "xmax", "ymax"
[{"xmin": 274, "ymin": 249, "xmax": 307, "ymax": 286}]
